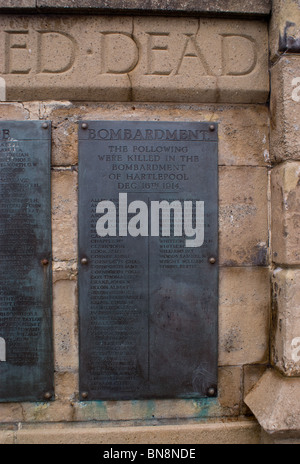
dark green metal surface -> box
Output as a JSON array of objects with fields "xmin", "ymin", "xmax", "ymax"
[
  {"xmin": 79, "ymin": 121, "xmax": 218, "ymax": 401},
  {"xmin": 0, "ymin": 121, "xmax": 53, "ymax": 402}
]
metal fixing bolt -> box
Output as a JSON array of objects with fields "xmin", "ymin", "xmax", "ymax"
[
  {"xmin": 81, "ymin": 392, "xmax": 88, "ymax": 400},
  {"xmin": 207, "ymin": 387, "xmax": 216, "ymax": 397},
  {"xmin": 44, "ymin": 392, "xmax": 52, "ymax": 400},
  {"xmin": 81, "ymin": 258, "xmax": 88, "ymax": 265},
  {"xmin": 209, "ymin": 257, "xmax": 216, "ymax": 264},
  {"xmin": 81, "ymin": 123, "xmax": 88, "ymax": 130},
  {"xmin": 209, "ymin": 124, "xmax": 215, "ymax": 132},
  {"xmin": 41, "ymin": 259, "xmax": 49, "ymax": 266},
  {"xmin": 42, "ymin": 122, "xmax": 48, "ymax": 130}
]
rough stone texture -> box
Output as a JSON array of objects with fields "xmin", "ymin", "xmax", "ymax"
[
  {"xmin": 21, "ymin": 401, "xmax": 74, "ymax": 423},
  {"xmin": 272, "ymin": 162, "xmax": 300, "ymax": 265},
  {"xmin": 270, "ymin": 0, "xmax": 300, "ymax": 62},
  {"xmin": 261, "ymin": 430, "xmax": 300, "ymax": 444},
  {"xmin": 219, "ymin": 167, "xmax": 269, "ymax": 266},
  {"xmin": 41, "ymin": 102, "xmax": 270, "ymax": 167},
  {"xmin": 0, "ymin": 0, "xmax": 272, "ymax": 16},
  {"xmin": 0, "ymin": 15, "xmax": 269, "ymax": 103},
  {"xmin": 245, "ymin": 369, "xmax": 300, "ymax": 437},
  {"xmin": 0, "ymin": 102, "xmax": 30, "ymax": 119},
  {"xmin": 33, "ymin": 0, "xmax": 271, "ymax": 16},
  {"xmin": 0, "ymin": 403, "xmax": 23, "ymax": 423},
  {"xmin": 53, "ymin": 280, "xmax": 78, "ymax": 372},
  {"xmin": 271, "ymin": 56, "xmax": 300, "ymax": 163},
  {"xmin": 272, "ymin": 268, "xmax": 300, "ymax": 376},
  {"xmin": 130, "ymin": 18, "xmax": 269, "ymax": 103},
  {"xmin": 73, "ymin": 398, "xmax": 216, "ymax": 422},
  {"xmin": 52, "ymin": 170, "xmax": 78, "ymax": 262},
  {"xmin": 0, "ymin": 431, "xmax": 14, "ymax": 444},
  {"xmin": 0, "ymin": 0, "xmax": 35, "ymax": 7},
  {"xmin": 15, "ymin": 421, "xmax": 261, "ymax": 444},
  {"xmin": 71, "ymin": 368, "xmax": 245, "ymax": 423},
  {"xmin": 54, "ymin": 372, "xmax": 78, "ymax": 402},
  {"xmin": 218, "ymin": 366, "xmax": 242, "ymax": 416},
  {"xmin": 242, "ymin": 364, "xmax": 267, "ymax": 415},
  {"xmin": 219, "ymin": 268, "xmax": 270, "ymax": 366}
]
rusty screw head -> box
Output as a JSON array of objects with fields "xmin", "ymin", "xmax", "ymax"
[
  {"xmin": 42, "ymin": 259, "xmax": 49, "ymax": 266},
  {"xmin": 81, "ymin": 258, "xmax": 88, "ymax": 265},
  {"xmin": 81, "ymin": 123, "xmax": 88, "ymax": 130},
  {"xmin": 207, "ymin": 387, "xmax": 216, "ymax": 397},
  {"xmin": 42, "ymin": 123, "xmax": 48, "ymax": 130},
  {"xmin": 209, "ymin": 257, "xmax": 216, "ymax": 265},
  {"xmin": 81, "ymin": 392, "xmax": 88, "ymax": 400},
  {"xmin": 209, "ymin": 124, "xmax": 215, "ymax": 132},
  {"xmin": 44, "ymin": 392, "xmax": 52, "ymax": 400}
]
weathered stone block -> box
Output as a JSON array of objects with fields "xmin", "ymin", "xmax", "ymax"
[
  {"xmin": 0, "ymin": 403, "xmax": 23, "ymax": 422},
  {"xmin": 53, "ymin": 261, "xmax": 77, "ymax": 283},
  {"xmin": 15, "ymin": 421, "xmax": 261, "ymax": 444},
  {"xmin": 22, "ymin": 401, "xmax": 74, "ymax": 422},
  {"xmin": 0, "ymin": 15, "xmax": 269, "ymax": 103},
  {"xmin": 219, "ymin": 268, "xmax": 270, "ymax": 366},
  {"xmin": 0, "ymin": 0, "xmax": 35, "ymax": 7},
  {"xmin": 43, "ymin": 102, "xmax": 270, "ymax": 167},
  {"xmin": 35, "ymin": 0, "xmax": 271, "ymax": 17},
  {"xmin": 53, "ymin": 280, "xmax": 78, "ymax": 372},
  {"xmin": 218, "ymin": 366, "xmax": 242, "ymax": 416},
  {"xmin": 52, "ymin": 169, "xmax": 78, "ymax": 262},
  {"xmin": 245, "ymin": 369, "xmax": 300, "ymax": 437},
  {"xmin": 271, "ymin": 56, "xmax": 300, "ymax": 162},
  {"xmin": 0, "ymin": 430, "xmax": 14, "ymax": 444},
  {"xmin": 54, "ymin": 372, "xmax": 78, "ymax": 401},
  {"xmin": 272, "ymin": 268, "xmax": 300, "ymax": 376},
  {"xmin": 242, "ymin": 364, "xmax": 267, "ymax": 415},
  {"xmin": 270, "ymin": 0, "xmax": 300, "ymax": 62},
  {"xmin": 131, "ymin": 17, "xmax": 269, "ymax": 103},
  {"xmin": 219, "ymin": 167, "xmax": 269, "ymax": 266},
  {"xmin": 0, "ymin": 102, "xmax": 30, "ymax": 119},
  {"xmin": 272, "ymin": 162, "xmax": 300, "ymax": 265}
]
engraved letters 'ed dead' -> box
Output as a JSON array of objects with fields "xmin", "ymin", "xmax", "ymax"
[{"xmin": 79, "ymin": 121, "xmax": 218, "ymax": 400}]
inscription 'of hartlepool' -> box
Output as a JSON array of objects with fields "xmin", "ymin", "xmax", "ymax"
[{"xmin": 79, "ymin": 121, "xmax": 218, "ymax": 400}]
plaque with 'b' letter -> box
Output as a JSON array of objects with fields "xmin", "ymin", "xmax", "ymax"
[
  {"xmin": 0, "ymin": 121, "xmax": 53, "ymax": 402},
  {"xmin": 79, "ymin": 121, "xmax": 218, "ymax": 400}
]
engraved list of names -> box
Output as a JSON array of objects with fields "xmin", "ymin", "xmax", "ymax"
[
  {"xmin": 79, "ymin": 121, "xmax": 218, "ymax": 400},
  {"xmin": 0, "ymin": 121, "xmax": 53, "ymax": 402}
]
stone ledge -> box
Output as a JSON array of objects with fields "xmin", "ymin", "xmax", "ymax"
[
  {"xmin": 12, "ymin": 420, "xmax": 261, "ymax": 444},
  {"xmin": 245, "ymin": 369, "xmax": 300, "ymax": 438},
  {"xmin": 0, "ymin": 0, "xmax": 272, "ymax": 17}
]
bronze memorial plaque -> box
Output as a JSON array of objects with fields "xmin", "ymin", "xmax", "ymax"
[
  {"xmin": 0, "ymin": 121, "xmax": 53, "ymax": 402},
  {"xmin": 79, "ymin": 121, "xmax": 218, "ymax": 400}
]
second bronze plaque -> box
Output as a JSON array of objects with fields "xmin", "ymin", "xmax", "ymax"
[{"xmin": 79, "ymin": 121, "xmax": 218, "ymax": 400}]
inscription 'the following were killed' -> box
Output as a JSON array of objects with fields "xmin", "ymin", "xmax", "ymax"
[{"xmin": 78, "ymin": 121, "xmax": 218, "ymax": 401}]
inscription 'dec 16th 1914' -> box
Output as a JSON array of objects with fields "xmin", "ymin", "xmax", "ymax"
[{"xmin": 79, "ymin": 121, "xmax": 218, "ymax": 400}]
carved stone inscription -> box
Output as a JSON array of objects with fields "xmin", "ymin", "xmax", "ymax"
[
  {"xmin": 79, "ymin": 121, "xmax": 218, "ymax": 400},
  {"xmin": 0, "ymin": 121, "xmax": 53, "ymax": 402},
  {"xmin": 0, "ymin": 16, "xmax": 269, "ymax": 102}
]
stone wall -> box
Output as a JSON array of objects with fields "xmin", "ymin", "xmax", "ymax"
[
  {"xmin": 245, "ymin": 0, "xmax": 300, "ymax": 444},
  {"xmin": 0, "ymin": 0, "xmax": 298, "ymax": 445}
]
